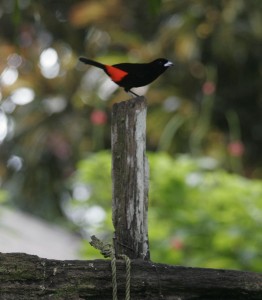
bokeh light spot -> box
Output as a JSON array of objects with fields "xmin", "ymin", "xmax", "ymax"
[
  {"xmin": 11, "ymin": 87, "xmax": 35, "ymax": 105},
  {"xmin": 0, "ymin": 67, "xmax": 18, "ymax": 86},
  {"xmin": 7, "ymin": 155, "xmax": 23, "ymax": 171},
  {"xmin": 39, "ymin": 48, "xmax": 60, "ymax": 78},
  {"xmin": 7, "ymin": 53, "xmax": 23, "ymax": 68},
  {"xmin": 0, "ymin": 111, "xmax": 8, "ymax": 142},
  {"xmin": 40, "ymin": 48, "xmax": 58, "ymax": 68}
]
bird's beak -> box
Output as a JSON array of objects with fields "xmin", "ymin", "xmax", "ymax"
[{"xmin": 164, "ymin": 61, "xmax": 174, "ymax": 67}]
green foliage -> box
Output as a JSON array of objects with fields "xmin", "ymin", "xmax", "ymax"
[
  {"xmin": 76, "ymin": 152, "xmax": 112, "ymax": 208},
  {"xmin": 0, "ymin": 189, "xmax": 8, "ymax": 204},
  {"xmin": 147, "ymin": 0, "xmax": 162, "ymax": 14},
  {"xmin": 70, "ymin": 151, "xmax": 262, "ymax": 272}
]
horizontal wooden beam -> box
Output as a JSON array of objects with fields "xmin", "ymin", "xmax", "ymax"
[{"xmin": 0, "ymin": 252, "xmax": 261, "ymax": 300}]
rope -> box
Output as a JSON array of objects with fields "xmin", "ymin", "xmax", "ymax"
[
  {"xmin": 119, "ymin": 254, "xmax": 131, "ymax": 300},
  {"xmin": 111, "ymin": 254, "xmax": 118, "ymax": 300},
  {"xmin": 90, "ymin": 235, "xmax": 131, "ymax": 300}
]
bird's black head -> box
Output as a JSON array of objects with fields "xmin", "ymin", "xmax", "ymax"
[{"xmin": 153, "ymin": 58, "xmax": 174, "ymax": 69}]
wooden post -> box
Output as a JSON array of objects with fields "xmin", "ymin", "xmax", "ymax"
[{"xmin": 111, "ymin": 96, "xmax": 150, "ymax": 260}]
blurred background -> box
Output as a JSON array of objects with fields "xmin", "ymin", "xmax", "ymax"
[{"xmin": 0, "ymin": 0, "xmax": 261, "ymax": 270}]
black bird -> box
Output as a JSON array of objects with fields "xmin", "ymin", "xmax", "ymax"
[{"xmin": 79, "ymin": 57, "xmax": 173, "ymax": 96}]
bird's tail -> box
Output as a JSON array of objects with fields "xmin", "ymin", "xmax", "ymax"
[{"xmin": 79, "ymin": 57, "xmax": 106, "ymax": 70}]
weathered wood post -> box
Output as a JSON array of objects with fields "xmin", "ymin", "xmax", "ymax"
[{"xmin": 111, "ymin": 96, "xmax": 150, "ymax": 260}]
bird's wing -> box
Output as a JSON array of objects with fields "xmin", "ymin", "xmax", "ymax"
[
  {"xmin": 113, "ymin": 63, "xmax": 148, "ymax": 80},
  {"xmin": 104, "ymin": 65, "xmax": 128, "ymax": 83}
]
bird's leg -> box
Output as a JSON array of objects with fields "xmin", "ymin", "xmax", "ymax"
[{"xmin": 126, "ymin": 89, "xmax": 140, "ymax": 98}]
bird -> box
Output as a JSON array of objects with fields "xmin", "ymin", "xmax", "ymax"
[{"xmin": 79, "ymin": 57, "xmax": 173, "ymax": 97}]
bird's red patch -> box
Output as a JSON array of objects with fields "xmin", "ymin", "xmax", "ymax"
[{"xmin": 105, "ymin": 65, "xmax": 128, "ymax": 83}]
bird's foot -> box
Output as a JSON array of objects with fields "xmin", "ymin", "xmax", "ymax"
[{"xmin": 127, "ymin": 89, "xmax": 140, "ymax": 98}]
